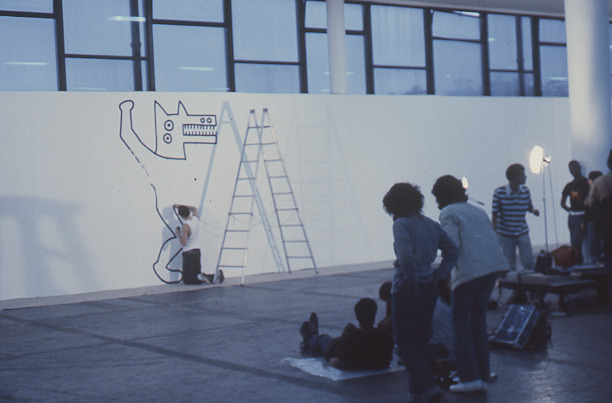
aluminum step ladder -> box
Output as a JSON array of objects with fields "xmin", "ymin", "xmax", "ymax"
[{"xmin": 215, "ymin": 109, "xmax": 317, "ymax": 284}]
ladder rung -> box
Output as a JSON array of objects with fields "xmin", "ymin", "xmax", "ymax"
[
  {"xmin": 264, "ymin": 159, "xmax": 282, "ymax": 162},
  {"xmin": 238, "ymin": 177, "xmax": 256, "ymax": 180},
  {"xmin": 287, "ymin": 256, "xmax": 313, "ymax": 259},
  {"xmin": 226, "ymin": 229, "xmax": 250, "ymax": 233},
  {"xmin": 269, "ymin": 175, "xmax": 288, "ymax": 179},
  {"xmin": 241, "ymin": 159, "xmax": 259, "ymax": 163},
  {"xmin": 284, "ymin": 240, "xmax": 307, "ymax": 243},
  {"xmin": 221, "ymin": 247, "xmax": 247, "ymax": 250},
  {"xmin": 281, "ymin": 224, "xmax": 302, "ymax": 227},
  {"xmin": 218, "ymin": 265, "xmax": 245, "ymax": 268},
  {"xmin": 233, "ymin": 195, "xmax": 253, "ymax": 198},
  {"xmin": 277, "ymin": 208, "xmax": 298, "ymax": 211},
  {"xmin": 229, "ymin": 212, "xmax": 252, "ymax": 215}
]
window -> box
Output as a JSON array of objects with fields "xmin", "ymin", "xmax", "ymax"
[
  {"xmin": 488, "ymin": 14, "xmax": 534, "ymax": 96},
  {"xmin": 0, "ymin": 16, "xmax": 57, "ymax": 90},
  {"xmin": 0, "ymin": 0, "xmax": 52, "ymax": 12},
  {"xmin": 153, "ymin": 25, "xmax": 227, "ymax": 92},
  {"xmin": 433, "ymin": 11, "xmax": 482, "ymax": 96},
  {"xmin": 539, "ymin": 18, "xmax": 568, "ymax": 97},
  {"xmin": 0, "ymin": 0, "xmax": 584, "ymax": 96},
  {"xmin": 304, "ymin": 0, "xmax": 365, "ymax": 94},
  {"xmin": 153, "ymin": 0, "xmax": 223, "ymax": 22},
  {"xmin": 371, "ymin": 6, "xmax": 426, "ymax": 95},
  {"xmin": 232, "ymin": 0, "xmax": 300, "ymax": 93},
  {"xmin": 151, "ymin": 0, "xmax": 227, "ymax": 92},
  {"xmin": 62, "ymin": 0, "xmax": 146, "ymax": 91}
]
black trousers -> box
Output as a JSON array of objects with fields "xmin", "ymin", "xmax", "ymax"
[{"xmin": 182, "ymin": 249, "xmax": 201, "ymax": 284}]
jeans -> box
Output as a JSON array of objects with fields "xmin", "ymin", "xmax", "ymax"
[
  {"xmin": 568, "ymin": 214, "xmax": 585, "ymax": 259},
  {"xmin": 452, "ymin": 272, "xmax": 499, "ymax": 383},
  {"xmin": 500, "ymin": 233, "xmax": 534, "ymax": 271},
  {"xmin": 392, "ymin": 281, "xmax": 440, "ymax": 396},
  {"xmin": 585, "ymin": 220, "xmax": 602, "ymax": 263},
  {"xmin": 305, "ymin": 334, "xmax": 333, "ymax": 355}
]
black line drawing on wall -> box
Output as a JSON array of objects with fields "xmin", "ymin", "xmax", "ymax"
[
  {"xmin": 119, "ymin": 100, "xmax": 218, "ymax": 283},
  {"xmin": 154, "ymin": 101, "xmax": 217, "ymax": 159}
]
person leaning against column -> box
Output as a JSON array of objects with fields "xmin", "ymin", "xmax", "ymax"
[
  {"xmin": 382, "ymin": 183, "xmax": 459, "ymax": 403},
  {"xmin": 432, "ymin": 175, "xmax": 510, "ymax": 394},
  {"xmin": 585, "ymin": 149, "xmax": 612, "ymax": 297}
]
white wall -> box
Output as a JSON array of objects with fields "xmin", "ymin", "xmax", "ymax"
[{"xmin": 0, "ymin": 92, "xmax": 575, "ymax": 301}]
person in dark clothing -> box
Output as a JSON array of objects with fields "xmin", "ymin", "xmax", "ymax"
[
  {"xmin": 561, "ymin": 160, "xmax": 590, "ymax": 261},
  {"xmin": 586, "ymin": 149, "xmax": 612, "ymax": 293},
  {"xmin": 377, "ymin": 281, "xmax": 393, "ymax": 333},
  {"xmin": 383, "ymin": 182, "xmax": 459, "ymax": 403},
  {"xmin": 585, "ymin": 170, "xmax": 604, "ymax": 263},
  {"xmin": 299, "ymin": 298, "xmax": 394, "ymax": 370}
]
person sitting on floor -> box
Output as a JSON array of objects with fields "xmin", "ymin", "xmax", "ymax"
[{"xmin": 299, "ymin": 298, "xmax": 394, "ymax": 370}]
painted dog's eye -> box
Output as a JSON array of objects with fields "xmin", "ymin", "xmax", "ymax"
[
  {"xmin": 165, "ymin": 120, "xmax": 174, "ymax": 131},
  {"xmin": 163, "ymin": 133, "xmax": 172, "ymax": 144}
]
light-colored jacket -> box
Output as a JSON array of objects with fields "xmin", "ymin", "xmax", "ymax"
[{"xmin": 439, "ymin": 202, "xmax": 509, "ymax": 290}]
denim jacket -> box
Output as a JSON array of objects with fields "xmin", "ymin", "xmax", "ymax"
[{"xmin": 391, "ymin": 215, "xmax": 459, "ymax": 294}]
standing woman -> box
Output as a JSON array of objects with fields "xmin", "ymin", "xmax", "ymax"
[
  {"xmin": 431, "ymin": 175, "xmax": 509, "ymax": 394},
  {"xmin": 383, "ymin": 183, "xmax": 459, "ymax": 403}
]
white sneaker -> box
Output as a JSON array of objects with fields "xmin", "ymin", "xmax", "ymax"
[
  {"xmin": 197, "ymin": 273, "xmax": 211, "ymax": 284},
  {"xmin": 449, "ymin": 380, "xmax": 486, "ymax": 394}
]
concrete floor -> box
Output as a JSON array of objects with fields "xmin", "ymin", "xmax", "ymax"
[{"xmin": 1, "ymin": 264, "xmax": 611, "ymax": 402}]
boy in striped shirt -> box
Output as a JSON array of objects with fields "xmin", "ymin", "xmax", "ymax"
[{"xmin": 492, "ymin": 163, "xmax": 540, "ymax": 272}]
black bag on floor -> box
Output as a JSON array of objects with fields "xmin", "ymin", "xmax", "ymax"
[{"xmin": 534, "ymin": 250, "xmax": 553, "ymax": 274}]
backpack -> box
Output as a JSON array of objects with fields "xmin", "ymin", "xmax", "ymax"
[{"xmin": 525, "ymin": 307, "xmax": 552, "ymax": 349}]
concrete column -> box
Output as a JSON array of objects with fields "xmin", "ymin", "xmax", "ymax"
[
  {"xmin": 326, "ymin": 0, "xmax": 348, "ymax": 94},
  {"xmin": 564, "ymin": 0, "xmax": 612, "ymax": 173}
]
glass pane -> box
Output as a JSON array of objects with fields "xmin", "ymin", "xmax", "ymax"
[
  {"xmin": 372, "ymin": 5, "xmax": 425, "ymax": 67},
  {"xmin": 433, "ymin": 10, "xmax": 480, "ymax": 40},
  {"xmin": 232, "ymin": 0, "xmax": 298, "ymax": 62},
  {"xmin": 434, "ymin": 40, "xmax": 482, "ymax": 95},
  {"xmin": 344, "ymin": 3, "xmax": 362, "ymax": 31},
  {"xmin": 346, "ymin": 34, "xmax": 365, "ymax": 94},
  {"xmin": 153, "ymin": 25, "xmax": 227, "ymax": 92},
  {"xmin": 0, "ymin": 0, "xmax": 52, "ymax": 12},
  {"xmin": 305, "ymin": 0, "xmax": 326, "ymax": 29},
  {"xmin": 153, "ymin": 0, "xmax": 223, "ymax": 22},
  {"xmin": 63, "ymin": 0, "xmax": 136, "ymax": 56},
  {"xmin": 0, "ymin": 16, "xmax": 57, "ymax": 90},
  {"xmin": 488, "ymin": 14, "xmax": 518, "ymax": 70},
  {"xmin": 610, "ymin": 23, "xmax": 612, "ymax": 94},
  {"xmin": 234, "ymin": 63, "xmax": 300, "ymax": 93},
  {"xmin": 374, "ymin": 68, "xmax": 427, "ymax": 95},
  {"xmin": 140, "ymin": 60, "xmax": 148, "ymax": 90},
  {"xmin": 306, "ymin": 32, "xmax": 329, "ymax": 94},
  {"xmin": 65, "ymin": 58, "xmax": 135, "ymax": 91},
  {"xmin": 521, "ymin": 16, "xmax": 533, "ymax": 70},
  {"xmin": 539, "ymin": 18, "xmax": 566, "ymax": 43},
  {"xmin": 305, "ymin": 1, "xmax": 362, "ymax": 31},
  {"xmin": 491, "ymin": 72, "xmax": 534, "ymax": 96},
  {"xmin": 540, "ymin": 45, "xmax": 568, "ymax": 96}
]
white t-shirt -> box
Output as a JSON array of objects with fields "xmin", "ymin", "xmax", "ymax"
[{"xmin": 183, "ymin": 218, "xmax": 201, "ymax": 252}]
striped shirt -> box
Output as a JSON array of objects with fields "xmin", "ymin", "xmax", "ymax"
[{"xmin": 492, "ymin": 184, "xmax": 533, "ymax": 237}]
